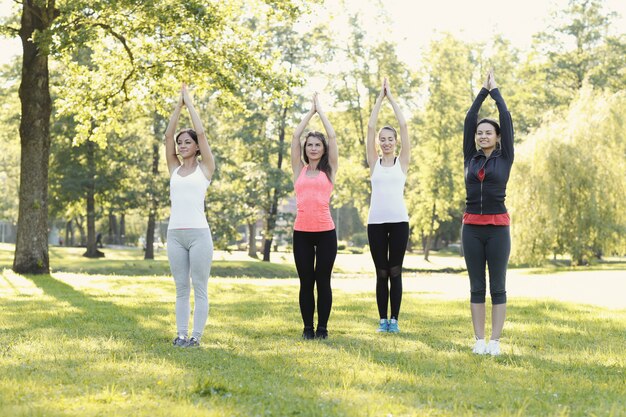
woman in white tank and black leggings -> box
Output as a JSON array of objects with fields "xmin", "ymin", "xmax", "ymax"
[
  {"xmin": 366, "ymin": 78, "xmax": 410, "ymax": 333},
  {"xmin": 164, "ymin": 84, "xmax": 215, "ymax": 348}
]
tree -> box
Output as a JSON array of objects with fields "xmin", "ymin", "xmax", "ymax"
[
  {"xmin": 409, "ymin": 34, "xmax": 473, "ymax": 260},
  {"xmin": 510, "ymin": 87, "xmax": 626, "ymax": 265},
  {"xmin": 530, "ymin": 0, "xmax": 624, "ymax": 111},
  {"xmin": 2, "ymin": 0, "xmax": 302, "ymax": 272},
  {"xmin": 327, "ymin": 13, "xmax": 418, "ymax": 230},
  {"xmin": 0, "ymin": 62, "xmax": 21, "ymax": 227},
  {"xmin": 144, "ymin": 111, "xmax": 167, "ymax": 260},
  {"xmin": 4, "ymin": 1, "xmax": 59, "ymax": 273}
]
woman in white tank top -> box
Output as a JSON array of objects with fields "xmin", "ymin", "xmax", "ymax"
[
  {"xmin": 365, "ymin": 78, "xmax": 411, "ymax": 334},
  {"xmin": 164, "ymin": 84, "xmax": 215, "ymax": 348}
]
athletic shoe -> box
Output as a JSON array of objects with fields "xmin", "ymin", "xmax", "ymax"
[
  {"xmin": 172, "ymin": 336, "xmax": 187, "ymax": 347},
  {"xmin": 376, "ymin": 319, "xmax": 389, "ymax": 333},
  {"xmin": 315, "ymin": 327, "xmax": 328, "ymax": 339},
  {"xmin": 302, "ymin": 327, "xmax": 315, "ymax": 340},
  {"xmin": 388, "ymin": 319, "xmax": 400, "ymax": 333},
  {"xmin": 486, "ymin": 339, "xmax": 501, "ymax": 356},
  {"xmin": 472, "ymin": 338, "xmax": 487, "ymax": 354},
  {"xmin": 185, "ymin": 337, "xmax": 200, "ymax": 348}
]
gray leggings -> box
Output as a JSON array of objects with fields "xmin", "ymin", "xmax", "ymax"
[
  {"xmin": 167, "ymin": 228, "xmax": 213, "ymax": 340},
  {"xmin": 462, "ymin": 224, "xmax": 510, "ymax": 304}
]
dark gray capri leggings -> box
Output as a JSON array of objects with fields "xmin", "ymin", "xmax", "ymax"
[{"xmin": 462, "ymin": 224, "xmax": 511, "ymax": 304}]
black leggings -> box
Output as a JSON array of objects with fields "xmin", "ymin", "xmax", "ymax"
[
  {"xmin": 293, "ymin": 229, "xmax": 337, "ymax": 329},
  {"xmin": 462, "ymin": 224, "xmax": 510, "ymax": 304},
  {"xmin": 367, "ymin": 222, "xmax": 409, "ymax": 320}
]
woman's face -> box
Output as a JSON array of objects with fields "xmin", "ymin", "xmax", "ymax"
[
  {"xmin": 305, "ymin": 137, "xmax": 325, "ymax": 161},
  {"xmin": 378, "ymin": 129, "xmax": 397, "ymax": 155},
  {"xmin": 475, "ymin": 122, "xmax": 499, "ymax": 152},
  {"xmin": 176, "ymin": 132, "xmax": 199, "ymax": 158}
]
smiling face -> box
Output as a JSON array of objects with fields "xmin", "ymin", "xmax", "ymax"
[
  {"xmin": 176, "ymin": 131, "xmax": 199, "ymax": 158},
  {"xmin": 378, "ymin": 128, "xmax": 397, "ymax": 155},
  {"xmin": 475, "ymin": 122, "xmax": 500, "ymax": 153}
]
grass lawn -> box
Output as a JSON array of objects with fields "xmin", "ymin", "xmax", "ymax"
[
  {"xmin": 0, "ymin": 243, "xmax": 297, "ymax": 278},
  {"xmin": 1, "ymin": 266, "xmax": 625, "ymax": 416},
  {"xmin": 1, "ymin": 244, "xmax": 625, "ymax": 416}
]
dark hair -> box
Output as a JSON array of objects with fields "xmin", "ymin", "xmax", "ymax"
[
  {"xmin": 175, "ymin": 129, "xmax": 200, "ymax": 156},
  {"xmin": 379, "ymin": 125, "xmax": 398, "ymax": 139},
  {"xmin": 303, "ymin": 131, "xmax": 332, "ymax": 181},
  {"xmin": 476, "ymin": 118, "xmax": 500, "ymax": 135}
]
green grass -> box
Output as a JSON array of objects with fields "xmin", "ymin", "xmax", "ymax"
[
  {"xmin": 0, "ymin": 267, "xmax": 624, "ymax": 416},
  {"xmin": 0, "ymin": 243, "xmax": 297, "ymax": 278}
]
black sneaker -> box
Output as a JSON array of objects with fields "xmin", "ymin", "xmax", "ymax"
[
  {"xmin": 185, "ymin": 337, "xmax": 200, "ymax": 347},
  {"xmin": 302, "ymin": 327, "xmax": 315, "ymax": 340},
  {"xmin": 315, "ymin": 327, "xmax": 328, "ymax": 339},
  {"xmin": 172, "ymin": 336, "xmax": 187, "ymax": 347}
]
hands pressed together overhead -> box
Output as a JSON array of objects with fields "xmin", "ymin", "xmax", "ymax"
[{"xmin": 483, "ymin": 69, "xmax": 498, "ymax": 91}]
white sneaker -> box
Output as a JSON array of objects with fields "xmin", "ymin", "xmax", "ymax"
[
  {"xmin": 486, "ymin": 340, "xmax": 501, "ymax": 356},
  {"xmin": 472, "ymin": 338, "xmax": 487, "ymax": 354}
]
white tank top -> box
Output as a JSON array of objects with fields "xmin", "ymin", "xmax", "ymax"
[
  {"xmin": 367, "ymin": 158, "xmax": 409, "ymax": 224},
  {"xmin": 168, "ymin": 165, "xmax": 211, "ymax": 229}
]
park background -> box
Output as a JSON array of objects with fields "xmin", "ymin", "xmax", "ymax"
[{"xmin": 0, "ymin": 0, "xmax": 625, "ymax": 416}]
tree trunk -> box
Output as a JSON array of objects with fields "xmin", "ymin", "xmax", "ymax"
[
  {"xmin": 83, "ymin": 141, "xmax": 104, "ymax": 258},
  {"xmin": 145, "ymin": 114, "xmax": 163, "ymax": 260},
  {"xmin": 247, "ymin": 222, "xmax": 257, "ymax": 258},
  {"xmin": 108, "ymin": 212, "xmax": 118, "ymax": 244},
  {"xmin": 145, "ymin": 211, "xmax": 156, "ymax": 259},
  {"xmin": 424, "ymin": 202, "xmax": 437, "ymax": 261},
  {"xmin": 262, "ymin": 105, "xmax": 288, "ymax": 262},
  {"xmin": 459, "ymin": 225, "xmax": 464, "ymax": 257},
  {"xmin": 74, "ymin": 216, "xmax": 85, "ymax": 246},
  {"xmin": 120, "ymin": 213, "xmax": 126, "ymax": 245},
  {"xmin": 144, "ymin": 144, "xmax": 159, "ymax": 260},
  {"xmin": 406, "ymin": 225, "xmax": 413, "ymax": 253},
  {"xmin": 12, "ymin": 1, "xmax": 57, "ymax": 274},
  {"xmin": 64, "ymin": 220, "xmax": 72, "ymax": 247}
]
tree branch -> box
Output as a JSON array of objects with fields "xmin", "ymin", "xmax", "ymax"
[{"xmin": 92, "ymin": 22, "xmax": 136, "ymax": 101}]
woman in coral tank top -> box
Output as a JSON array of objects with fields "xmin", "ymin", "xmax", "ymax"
[{"xmin": 290, "ymin": 93, "xmax": 338, "ymax": 340}]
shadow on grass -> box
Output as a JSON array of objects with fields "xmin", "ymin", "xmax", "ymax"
[
  {"xmin": 1, "ymin": 274, "xmax": 360, "ymax": 416},
  {"xmin": 1, "ymin": 274, "xmax": 624, "ymax": 416}
]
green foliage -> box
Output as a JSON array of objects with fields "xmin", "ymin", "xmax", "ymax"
[
  {"xmin": 528, "ymin": 0, "xmax": 625, "ymax": 113},
  {"xmin": 1, "ymin": 269, "xmax": 624, "ymax": 416},
  {"xmin": 510, "ymin": 87, "xmax": 626, "ymax": 265},
  {"xmin": 50, "ymin": 0, "xmax": 302, "ymax": 145},
  {"xmin": 408, "ymin": 34, "xmax": 472, "ymax": 256},
  {"xmin": 0, "ymin": 62, "xmax": 20, "ymax": 222},
  {"xmin": 325, "ymin": 12, "xmax": 420, "ymax": 226},
  {"xmin": 2, "ymin": 0, "xmax": 625, "ymax": 264}
]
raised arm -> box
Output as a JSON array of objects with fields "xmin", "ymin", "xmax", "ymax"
[
  {"xmin": 182, "ymin": 84, "xmax": 215, "ymax": 181},
  {"xmin": 291, "ymin": 95, "xmax": 316, "ymax": 183},
  {"xmin": 315, "ymin": 94, "xmax": 338, "ymax": 183},
  {"xmin": 463, "ymin": 72, "xmax": 490, "ymax": 159},
  {"xmin": 366, "ymin": 80, "xmax": 385, "ymax": 171},
  {"xmin": 487, "ymin": 72, "xmax": 514, "ymax": 162},
  {"xmin": 385, "ymin": 79, "xmax": 410, "ymax": 174},
  {"xmin": 165, "ymin": 89, "xmax": 184, "ymax": 175}
]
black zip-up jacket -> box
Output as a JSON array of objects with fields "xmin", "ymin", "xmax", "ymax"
[{"xmin": 463, "ymin": 87, "xmax": 514, "ymax": 215}]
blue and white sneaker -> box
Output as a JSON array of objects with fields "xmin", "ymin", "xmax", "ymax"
[
  {"xmin": 388, "ymin": 319, "xmax": 400, "ymax": 333},
  {"xmin": 376, "ymin": 319, "xmax": 389, "ymax": 333}
]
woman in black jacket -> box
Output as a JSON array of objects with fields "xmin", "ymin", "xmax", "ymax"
[{"xmin": 462, "ymin": 70, "xmax": 514, "ymax": 356}]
